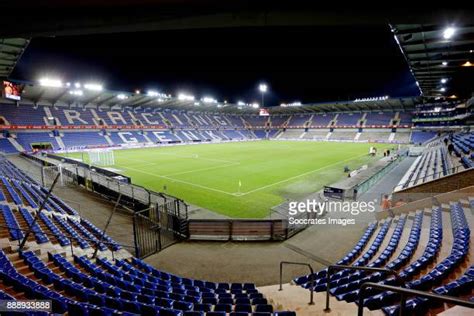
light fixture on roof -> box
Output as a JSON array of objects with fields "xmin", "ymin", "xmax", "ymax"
[
  {"xmin": 69, "ymin": 89, "xmax": 83, "ymax": 96},
  {"xmin": 440, "ymin": 87, "xmax": 446, "ymax": 92},
  {"xmin": 135, "ymin": 89, "xmax": 141, "ymax": 94},
  {"xmin": 74, "ymin": 82, "xmax": 81, "ymax": 88},
  {"xmin": 178, "ymin": 93, "xmax": 195, "ymax": 101},
  {"xmin": 65, "ymin": 82, "xmax": 71, "ymax": 87},
  {"xmin": 84, "ymin": 83, "xmax": 103, "ymax": 91},
  {"xmin": 470, "ymin": 50, "xmax": 473, "ymax": 53},
  {"xmin": 462, "ymin": 61, "xmax": 473, "ymax": 67},
  {"xmin": 443, "ymin": 27, "xmax": 455, "ymax": 40},
  {"xmin": 194, "ymin": 102, "xmax": 200, "ymax": 106},
  {"xmin": 201, "ymin": 97, "xmax": 217, "ymax": 104},
  {"xmin": 117, "ymin": 94, "xmax": 128, "ymax": 100},
  {"xmin": 237, "ymin": 101, "xmax": 245, "ymax": 106},
  {"xmin": 442, "ymin": 61, "xmax": 448, "ymax": 66},
  {"xmin": 147, "ymin": 90, "xmax": 159, "ymax": 97},
  {"xmin": 39, "ymin": 78, "xmax": 63, "ymax": 88},
  {"xmin": 448, "ymin": 94, "xmax": 457, "ymax": 99},
  {"xmin": 280, "ymin": 102, "xmax": 302, "ymax": 107},
  {"xmin": 441, "ymin": 78, "xmax": 447, "ymax": 84}
]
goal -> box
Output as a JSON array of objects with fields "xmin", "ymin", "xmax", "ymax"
[{"xmin": 87, "ymin": 149, "xmax": 115, "ymax": 166}]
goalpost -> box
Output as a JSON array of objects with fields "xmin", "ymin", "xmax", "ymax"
[{"xmin": 87, "ymin": 149, "xmax": 115, "ymax": 166}]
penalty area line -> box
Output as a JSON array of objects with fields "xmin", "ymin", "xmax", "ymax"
[
  {"xmin": 232, "ymin": 152, "xmax": 369, "ymax": 196},
  {"xmin": 117, "ymin": 164, "xmax": 237, "ymax": 196}
]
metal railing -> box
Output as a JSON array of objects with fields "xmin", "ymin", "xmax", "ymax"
[
  {"xmin": 357, "ymin": 282, "xmax": 474, "ymax": 316},
  {"xmin": 279, "ymin": 261, "xmax": 315, "ymax": 305},
  {"xmin": 354, "ymin": 155, "xmax": 403, "ymax": 197},
  {"xmin": 324, "ymin": 265, "xmax": 403, "ymax": 312}
]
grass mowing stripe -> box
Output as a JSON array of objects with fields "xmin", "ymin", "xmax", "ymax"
[
  {"xmin": 236, "ymin": 152, "xmax": 369, "ymax": 196},
  {"xmin": 116, "ymin": 164, "xmax": 237, "ymax": 196},
  {"xmin": 60, "ymin": 141, "xmax": 392, "ymax": 218}
]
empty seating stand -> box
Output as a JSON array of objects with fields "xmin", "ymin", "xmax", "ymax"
[{"xmin": 0, "ymin": 157, "xmax": 294, "ymax": 315}]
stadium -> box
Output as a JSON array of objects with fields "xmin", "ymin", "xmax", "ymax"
[{"xmin": 0, "ymin": 3, "xmax": 473, "ymax": 316}]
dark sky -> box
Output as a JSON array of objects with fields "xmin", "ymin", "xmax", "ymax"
[{"xmin": 12, "ymin": 25, "xmax": 420, "ymax": 106}]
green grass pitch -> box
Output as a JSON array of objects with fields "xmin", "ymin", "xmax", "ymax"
[{"xmin": 62, "ymin": 141, "xmax": 391, "ymax": 218}]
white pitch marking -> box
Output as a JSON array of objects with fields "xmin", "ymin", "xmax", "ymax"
[
  {"xmin": 118, "ymin": 156, "xmax": 240, "ymax": 177},
  {"xmin": 232, "ymin": 153, "xmax": 369, "ymax": 196},
  {"xmin": 117, "ymin": 164, "xmax": 236, "ymax": 196},
  {"xmin": 164, "ymin": 162, "xmax": 240, "ymax": 177}
]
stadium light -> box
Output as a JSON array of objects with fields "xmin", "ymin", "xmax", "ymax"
[
  {"xmin": 74, "ymin": 82, "xmax": 81, "ymax": 88},
  {"xmin": 135, "ymin": 89, "xmax": 141, "ymax": 94},
  {"xmin": 251, "ymin": 103, "xmax": 259, "ymax": 109},
  {"xmin": 443, "ymin": 27, "xmax": 455, "ymax": 39},
  {"xmin": 39, "ymin": 78, "xmax": 63, "ymax": 88},
  {"xmin": 178, "ymin": 93, "xmax": 195, "ymax": 101},
  {"xmin": 441, "ymin": 78, "xmax": 447, "ymax": 84},
  {"xmin": 117, "ymin": 94, "xmax": 128, "ymax": 100},
  {"xmin": 66, "ymin": 82, "xmax": 71, "ymax": 87},
  {"xmin": 147, "ymin": 90, "xmax": 159, "ymax": 97},
  {"xmin": 201, "ymin": 97, "xmax": 217, "ymax": 104},
  {"xmin": 258, "ymin": 83, "xmax": 268, "ymax": 107},
  {"xmin": 69, "ymin": 89, "xmax": 83, "ymax": 96},
  {"xmin": 84, "ymin": 83, "xmax": 103, "ymax": 91},
  {"xmin": 442, "ymin": 61, "xmax": 448, "ymax": 66},
  {"xmin": 237, "ymin": 101, "xmax": 245, "ymax": 106},
  {"xmin": 440, "ymin": 87, "xmax": 446, "ymax": 92}
]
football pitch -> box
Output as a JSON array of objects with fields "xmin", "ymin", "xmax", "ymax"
[{"xmin": 63, "ymin": 141, "xmax": 391, "ymax": 218}]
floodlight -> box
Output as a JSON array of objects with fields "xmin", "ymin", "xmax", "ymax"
[
  {"xmin": 440, "ymin": 87, "xmax": 446, "ymax": 92},
  {"xmin": 201, "ymin": 97, "xmax": 217, "ymax": 104},
  {"xmin": 258, "ymin": 83, "xmax": 268, "ymax": 93},
  {"xmin": 178, "ymin": 93, "xmax": 195, "ymax": 101},
  {"xmin": 462, "ymin": 61, "xmax": 472, "ymax": 67},
  {"xmin": 117, "ymin": 94, "xmax": 128, "ymax": 100},
  {"xmin": 74, "ymin": 82, "xmax": 81, "ymax": 88},
  {"xmin": 84, "ymin": 83, "xmax": 103, "ymax": 91},
  {"xmin": 69, "ymin": 90, "xmax": 83, "ymax": 96},
  {"xmin": 443, "ymin": 27, "xmax": 455, "ymax": 39},
  {"xmin": 147, "ymin": 90, "xmax": 159, "ymax": 97},
  {"xmin": 237, "ymin": 101, "xmax": 245, "ymax": 106},
  {"xmin": 442, "ymin": 61, "xmax": 448, "ymax": 66},
  {"xmin": 39, "ymin": 78, "xmax": 63, "ymax": 88},
  {"xmin": 441, "ymin": 78, "xmax": 447, "ymax": 84}
]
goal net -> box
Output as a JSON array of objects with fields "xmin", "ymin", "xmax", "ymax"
[
  {"xmin": 41, "ymin": 163, "xmax": 77, "ymax": 187},
  {"xmin": 88, "ymin": 149, "xmax": 115, "ymax": 166}
]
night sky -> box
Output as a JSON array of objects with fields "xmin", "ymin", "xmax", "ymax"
[{"xmin": 12, "ymin": 25, "xmax": 420, "ymax": 106}]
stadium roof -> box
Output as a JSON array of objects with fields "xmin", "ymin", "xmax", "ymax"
[
  {"xmin": 392, "ymin": 24, "xmax": 474, "ymax": 98},
  {"xmin": 0, "ymin": 3, "xmax": 472, "ymax": 38},
  {"xmin": 7, "ymin": 80, "xmax": 419, "ymax": 114},
  {"xmin": 0, "ymin": 38, "xmax": 30, "ymax": 78},
  {"xmin": 269, "ymin": 97, "xmax": 419, "ymax": 114}
]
